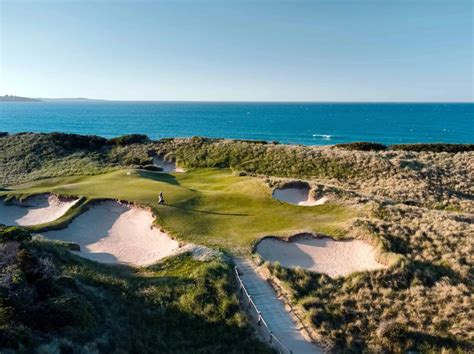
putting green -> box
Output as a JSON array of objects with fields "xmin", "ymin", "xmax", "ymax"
[{"xmin": 1, "ymin": 168, "xmax": 357, "ymax": 250}]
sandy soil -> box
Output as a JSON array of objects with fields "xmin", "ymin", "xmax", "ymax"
[
  {"xmin": 256, "ymin": 234, "xmax": 385, "ymax": 278},
  {"xmin": 153, "ymin": 156, "xmax": 185, "ymax": 173},
  {"xmin": 0, "ymin": 194, "xmax": 79, "ymax": 226},
  {"xmin": 42, "ymin": 201, "xmax": 180, "ymax": 266},
  {"xmin": 273, "ymin": 187, "xmax": 328, "ymax": 206},
  {"xmin": 177, "ymin": 244, "xmax": 223, "ymax": 261}
]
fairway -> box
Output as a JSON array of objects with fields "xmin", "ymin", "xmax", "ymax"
[{"xmin": 1, "ymin": 168, "xmax": 356, "ymax": 250}]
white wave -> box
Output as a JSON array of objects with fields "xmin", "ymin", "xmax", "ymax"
[{"xmin": 312, "ymin": 134, "xmax": 332, "ymax": 140}]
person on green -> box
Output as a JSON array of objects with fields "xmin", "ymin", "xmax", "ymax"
[{"xmin": 158, "ymin": 191, "xmax": 165, "ymax": 205}]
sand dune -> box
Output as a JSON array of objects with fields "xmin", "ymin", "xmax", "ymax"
[
  {"xmin": 273, "ymin": 186, "xmax": 327, "ymax": 206},
  {"xmin": 153, "ymin": 156, "xmax": 185, "ymax": 173},
  {"xmin": 42, "ymin": 201, "xmax": 180, "ymax": 266},
  {"xmin": 0, "ymin": 194, "xmax": 79, "ymax": 226},
  {"xmin": 256, "ymin": 234, "xmax": 385, "ymax": 278}
]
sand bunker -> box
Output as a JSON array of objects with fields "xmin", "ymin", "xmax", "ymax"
[
  {"xmin": 153, "ymin": 156, "xmax": 185, "ymax": 173},
  {"xmin": 256, "ymin": 234, "xmax": 385, "ymax": 278},
  {"xmin": 0, "ymin": 194, "xmax": 79, "ymax": 226},
  {"xmin": 42, "ymin": 201, "xmax": 180, "ymax": 266},
  {"xmin": 273, "ymin": 186, "xmax": 327, "ymax": 206}
]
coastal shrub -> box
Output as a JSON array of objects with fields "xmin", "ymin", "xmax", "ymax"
[
  {"xmin": 108, "ymin": 134, "xmax": 150, "ymax": 146},
  {"xmin": 48, "ymin": 132, "xmax": 108, "ymax": 150},
  {"xmin": 334, "ymin": 142, "xmax": 387, "ymax": 151},
  {"xmin": 390, "ymin": 143, "xmax": 474, "ymax": 153},
  {"xmin": 0, "ymin": 225, "xmax": 32, "ymax": 243},
  {"xmin": 0, "ymin": 132, "xmax": 8, "ymax": 138}
]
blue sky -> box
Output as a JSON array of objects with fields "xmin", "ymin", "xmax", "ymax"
[{"xmin": 0, "ymin": 0, "xmax": 472, "ymax": 101}]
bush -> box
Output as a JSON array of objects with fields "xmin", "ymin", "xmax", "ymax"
[
  {"xmin": 48, "ymin": 133, "xmax": 107, "ymax": 150},
  {"xmin": 334, "ymin": 142, "xmax": 387, "ymax": 151},
  {"xmin": 390, "ymin": 143, "xmax": 474, "ymax": 153},
  {"xmin": 108, "ymin": 134, "xmax": 150, "ymax": 146},
  {"xmin": 0, "ymin": 225, "xmax": 32, "ymax": 243}
]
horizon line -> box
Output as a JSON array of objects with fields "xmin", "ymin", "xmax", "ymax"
[
  {"xmin": 33, "ymin": 98, "xmax": 474, "ymax": 104},
  {"xmin": 1, "ymin": 94, "xmax": 473, "ymax": 104}
]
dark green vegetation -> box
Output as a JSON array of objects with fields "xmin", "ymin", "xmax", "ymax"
[
  {"xmin": 0, "ymin": 228, "xmax": 270, "ymax": 353},
  {"xmin": 334, "ymin": 142, "xmax": 387, "ymax": 151},
  {"xmin": 334, "ymin": 141, "xmax": 474, "ymax": 153},
  {"xmin": 390, "ymin": 143, "xmax": 474, "ymax": 153},
  {"xmin": 108, "ymin": 134, "xmax": 150, "ymax": 146}
]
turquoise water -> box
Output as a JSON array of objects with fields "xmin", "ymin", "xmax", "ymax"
[{"xmin": 0, "ymin": 102, "xmax": 472, "ymax": 145}]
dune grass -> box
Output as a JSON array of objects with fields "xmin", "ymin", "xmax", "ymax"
[
  {"xmin": 0, "ymin": 237, "xmax": 270, "ymax": 353},
  {"xmin": 1, "ymin": 168, "xmax": 355, "ymax": 251}
]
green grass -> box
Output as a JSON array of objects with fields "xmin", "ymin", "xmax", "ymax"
[
  {"xmin": 1, "ymin": 168, "xmax": 355, "ymax": 250},
  {"xmin": 0, "ymin": 239, "xmax": 271, "ymax": 353}
]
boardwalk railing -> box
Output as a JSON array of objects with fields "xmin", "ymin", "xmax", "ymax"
[{"xmin": 234, "ymin": 266, "xmax": 293, "ymax": 354}]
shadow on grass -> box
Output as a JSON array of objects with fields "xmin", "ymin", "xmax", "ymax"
[
  {"xmin": 137, "ymin": 170, "xmax": 180, "ymax": 186},
  {"xmin": 163, "ymin": 203, "xmax": 249, "ymax": 217},
  {"xmin": 400, "ymin": 329, "xmax": 472, "ymax": 352},
  {"xmin": 9, "ymin": 242, "xmax": 273, "ymax": 353}
]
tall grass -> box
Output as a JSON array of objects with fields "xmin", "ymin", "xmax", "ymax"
[{"xmin": 0, "ymin": 235, "xmax": 270, "ymax": 353}]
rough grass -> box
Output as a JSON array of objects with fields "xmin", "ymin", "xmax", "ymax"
[
  {"xmin": 1, "ymin": 168, "xmax": 355, "ymax": 250},
  {"xmin": 264, "ymin": 200, "xmax": 473, "ymax": 353},
  {"xmin": 0, "ymin": 237, "xmax": 270, "ymax": 353},
  {"xmin": 0, "ymin": 132, "xmax": 152, "ymax": 186},
  {"xmin": 152, "ymin": 137, "xmax": 474, "ymax": 212}
]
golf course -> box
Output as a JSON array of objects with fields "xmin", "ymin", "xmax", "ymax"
[{"xmin": 1, "ymin": 133, "xmax": 472, "ymax": 353}]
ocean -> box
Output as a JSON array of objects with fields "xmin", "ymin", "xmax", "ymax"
[{"xmin": 0, "ymin": 102, "xmax": 472, "ymax": 145}]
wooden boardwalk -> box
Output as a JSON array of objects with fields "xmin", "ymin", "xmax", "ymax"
[{"xmin": 234, "ymin": 257, "xmax": 323, "ymax": 354}]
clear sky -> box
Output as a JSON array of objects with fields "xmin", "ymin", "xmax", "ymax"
[{"xmin": 0, "ymin": 0, "xmax": 472, "ymax": 102}]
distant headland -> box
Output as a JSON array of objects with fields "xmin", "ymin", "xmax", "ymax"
[
  {"xmin": 0, "ymin": 95, "xmax": 108, "ymax": 102},
  {"xmin": 0, "ymin": 95, "xmax": 41, "ymax": 102}
]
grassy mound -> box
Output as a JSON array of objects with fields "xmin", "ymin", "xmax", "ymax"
[
  {"xmin": 1, "ymin": 168, "xmax": 354, "ymax": 250},
  {"xmin": 0, "ymin": 133, "xmax": 152, "ymax": 186},
  {"xmin": 0, "ymin": 236, "xmax": 269, "ymax": 353}
]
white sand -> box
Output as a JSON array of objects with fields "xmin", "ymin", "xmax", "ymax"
[
  {"xmin": 0, "ymin": 194, "xmax": 79, "ymax": 226},
  {"xmin": 42, "ymin": 201, "xmax": 180, "ymax": 266},
  {"xmin": 256, "ymin": 235, "xmax": 385, "ymax": 278},
  {"xmin": 273, "ymin": 187, "xmax": 327, "ymax": 206},
  {"xmin": 153, "ymin": 156, "xmax": 185, "ymax": 173}
]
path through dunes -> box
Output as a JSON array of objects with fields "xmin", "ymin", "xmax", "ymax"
[{"xmin": 234, "ymin": 258, "xmax": 322, "ymax": 354}]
